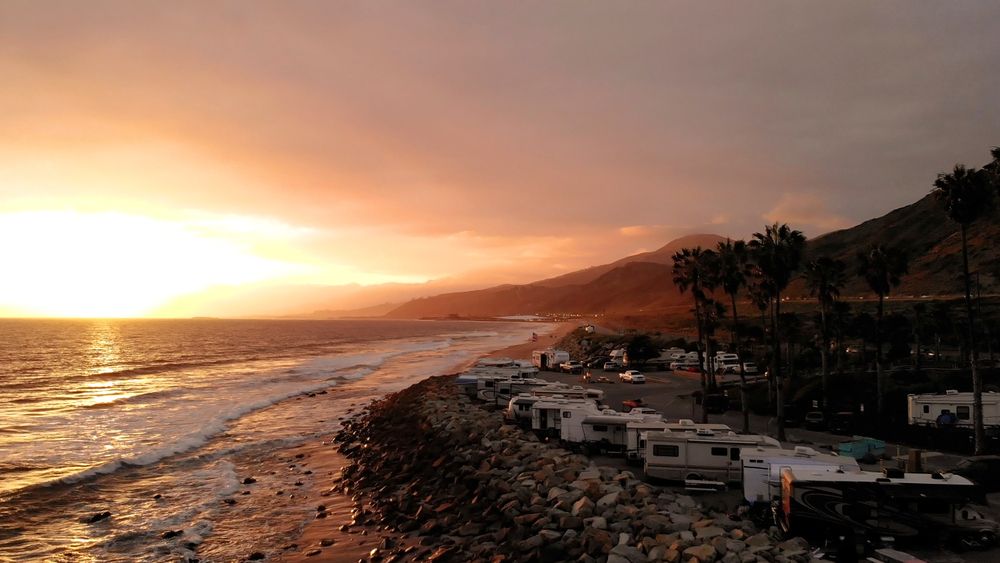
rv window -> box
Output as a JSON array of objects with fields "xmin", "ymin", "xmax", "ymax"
[
  {"xmin": 485, "ymin": 381, "xmax": 494, "ymax": 388},
  {"xmin": 562, "ymin": 412, "xmax": 572, "ymax": 418},
  {"xmin": 923, "ymin": 405, "xmax": 929, "ymax": 414},
  {"xmin": 730, "ymin": 448, "xmax": 740, "ymax": 461},
  {"xmin": 592, "ymin": 425, "xmax": 608, "ymax": 432},
  {"xmin": 957, "ymin": 406, "xmax": 970, "ymax": 420},
  {"xmin": 710, "ymin": 447, "xmax": 727, "ymax": 457},
  {"xmin": 653, "ymin": 445, "xmax": 679, "ymax": 457}
]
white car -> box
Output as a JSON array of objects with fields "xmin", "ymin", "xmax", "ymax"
[{"xmin": 619, "ymin": 370, "xmax": 646, "ymax": 384}]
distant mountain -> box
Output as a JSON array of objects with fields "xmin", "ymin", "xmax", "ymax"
[
  {"xmin": 386, "ymin": 236, "xmax": 724, "ymax": 318},
  {"xmin": 793, "ymin": 193, "xmax": 1000, "ymax": 297},
  {"xmin": 386, "ymin": 193, "xmax": 1000, "ymax": 319},
  {"xmin": 531, "ymin": 234, "xmax": 725, "ymax": 288}
]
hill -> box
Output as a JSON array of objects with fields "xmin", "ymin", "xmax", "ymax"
[{"xmin": 386, "ymin": 194, "xmax": 1000, "ymax": 319}]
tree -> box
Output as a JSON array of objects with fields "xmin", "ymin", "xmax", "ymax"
[
  {"xmin": 748, "ymin": 223, "xmax": 806, "ymax": 441},
  {"xmin": 831, "ymin": 300, "xmax": 852, "ymax": 374},
  {"xmin": 672, "ymin": 247, "xmax": 718, "ymax": 422},
  {"xmin": 856, "ymin": 244, "xmax": 909, "ymax": 421},
  {"xmin": 716, "ymin": 239, "xmax": 752, "ymax": 433},
  {"xmin": 803, "ymin": 256, "xmax": 847, "ymax": 418},
  {"xmin": 933, "ymin": 161, "xmax": 996, "ymax": 454}
]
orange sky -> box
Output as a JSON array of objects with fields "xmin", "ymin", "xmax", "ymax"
[{"xmin": 1, "ymin": 2, "xmax": 998, "ymax": 317}]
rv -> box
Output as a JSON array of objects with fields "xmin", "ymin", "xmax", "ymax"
[
  {"xmin": 776, "ymin": 467, "xmax": 998, "ymax": 549},
  {"xmin": 530, "ymin": 398, "xmax": 605, "ymax": 438},
  {"xmin": 740, "ymin": 446, "xmax": 860, "ymax": 506},
  {"xmin": 476, "ymin": 377, "xmax": 554, "ymax": 403},
  {"xmin": 505, "ymin": 386, "xmax": 605, "ymax": 425},
  {"xmin": 532, "ymin": 349, "xmax": 571, "ymax": 371},
  {"xmin": 506, "ymin": 393, "xmax": 542, "ymax": 424},
  {"xmin": 644, "ymin": 429, "xmax": 780, "ymax": 483},
  {"xmin": 625, "ymin": 419, "xmax": 732, "ymax": 464},
  {"xmin": 907, "ymin": 390, "xmax": 1000, "ymax": 429},
  {"xmin": 567, "ymin": 411, "xmax": 663, "ymax": 454}
]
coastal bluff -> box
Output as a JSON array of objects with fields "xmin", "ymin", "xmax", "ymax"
[{"xmin": 332, "ymin": 375, "xmax": 815, "ymax": 563}]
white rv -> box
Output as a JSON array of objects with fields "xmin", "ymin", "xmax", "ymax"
[
  {"xmin": 532, "ymin": 349, "xmax": 571, "ymax": 371},
  {"xmin": 907, "ymin": 390, "xmax": 1000, "ymax": 429},
  {"xmin": 565, "ymin": 411, "xmax": 663, "ymax": 454},
  {"xmin": 476, "ymin": 377, "xmax": 553, "ymax": 403},
  {"xmin": 740, "ymin": 446, "xmax": 860, "ymax": 505},
  {"xmin": 625, "ymin": 419, "xmax": 732, "ymax": 464},
  {"xmin": 530, "ymin": 398, "xmax": 605, "ymax": 438},
  {"xmin": 644, "ymin": 429, "xmax": 780, "ymax": 483}
]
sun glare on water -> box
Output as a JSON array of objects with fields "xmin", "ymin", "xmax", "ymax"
[{"xmin": 0, "ymin": 210, "xmax": 299, "ymax": 318}]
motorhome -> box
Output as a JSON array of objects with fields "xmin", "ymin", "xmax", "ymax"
[
  {"xmin": 643, "ymin": 429, "xmax": 780, "ymax": 483},
  {"xmin": 669, "ymin": 352, "xmax": 700, "ymax": 371},
  {"xmin": 740, "ymin": 446, "xmax": 860, "ymax": 506},
  {"xmin": 776, "ymin": 467, "xmax": 998, "ymax": 549},
  {"xmin": 476, "ymin": 377, "xmax": 553, "ymax": 403},
  {"xmin": 907, "ymin": 390, "xmax": 1000, "ymax": 430},
  {"xmin": 645, "ymin": 347, "xmax": 688, "ymax": 370},
  {"xmin": 505, "ymin": 386, "xmax": 605, "ymax": 425},
  {"xmin": 532, "ymin": 349, "xmax": 571, "ymax": 371},
  {"xmin": 705, "ymin": 352, "xmax": 740, "ymax": 374},
  {"xmin": 625, "ymin": 419, "xmax": 732, "ymax": 464},
  {"xmin": 530, "ymin": 398, "xmax": 605, "ymax": 438},
  {"xmin": 455, "ymin": 365, "xmax": 539, "ymax": 398}
]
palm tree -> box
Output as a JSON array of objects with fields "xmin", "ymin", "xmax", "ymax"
[
  {"xmin": 672, "ymin": 247, "xmax": 718, "ymax": 422},
  {"xmin": 831, "ymin": 300, "xmax": 852, "ymax": 374},
  {"xmin": 933, "ymin": 162, "xmax": 996, "ymax": 454},
  {"xmin": 856, "ymin": 244, "xmax": 909, "ymax": 421},
  {"xmin": 715, "ymin": 239, "xmax": 752, "ymax": 433},
  {"xmin": 803, "ymin": 256, "xmax": 847, "ymax": 418},
  {"xmin": 748, "ymin": 223, "xmax": 806, "ymax": 441}
]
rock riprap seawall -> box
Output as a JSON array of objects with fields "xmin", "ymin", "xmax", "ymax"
[{"xmin": 334, "ymin": 375, "xmax": 813, "ymax": 563}]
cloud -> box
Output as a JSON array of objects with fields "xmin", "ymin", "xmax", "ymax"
[{"xmin": 762, "ymin": 193, "xmax": 853, "ymax": 234}]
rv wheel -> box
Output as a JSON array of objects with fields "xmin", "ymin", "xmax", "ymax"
[
  {"xmin": 978, "ymin": 531, "xmax": 997, "ymax": 548},
  {"xmin": 686, "ymin": 473, "xmax": 703, "ymax": 481}
]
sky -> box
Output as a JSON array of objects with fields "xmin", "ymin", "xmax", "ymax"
[{"xmin": 1, "ymin": 1, "xmax": 999, "ymax": 317}]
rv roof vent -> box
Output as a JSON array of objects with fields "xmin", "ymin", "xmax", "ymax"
[
  {"xmin": 696, "ymin": 429, "xmax": 715, "ymax": 436},
  {"xmin": 931, "ymin": 472, "xmax": 946, "ymax": 480},
  {"xmin": 946, "ymin": 389, "xmax": 959, "ymax": 395},
  {"xmin": 793, "ymin": 446, "xmax": 818, "ymax": 456},
  {"xmin": 677, "ymin": 419, "xmax": 695, "ymax": 426},
  {"xmin": 875, "ymin": 477, "xmax": 891, "ymax": 483},
  {"xmin": 882, "ymin": 467, "xmax": 905, "ymax": 479}
]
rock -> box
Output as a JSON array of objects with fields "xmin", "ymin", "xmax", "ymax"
[
  {"xmin": 745, "ymin": 534, "xmax": 770, "ymax": 548},
  {"xmin": 518, "ymin": 534, "xmax": 544, "ymax": 551},
  {"xmin": 596, "ymin": 491, "xmax": 620, "ymax": 510},
  {"xmin": 572, "ymin": 496, "xmax": 595, "ymax": 518},
  {"xmin": 662, "ymin": 548, "xmax": 681, "ymax": 563},
  {"xmin": 675, "ymin": 495, "xmax": 697, "ymax": 509},
  {"xmin": 776, "ymin": 537, "xmax": 809, "ymax": 553},
  {"xmin": 247, "ymin": 553, "xmax": 265, "ymax": 561},
  {"xmin": 641, "ymin": 514, "xmax": 672, "ymax": 533},
  {"xmin": 304, "ymin": 548, "xmax": 322, "ymax": 557},
  {"xmin": 85, "ymin": 511, "xmax": 112, "ymax": 523},
  {"xmin": 153, "ymin": 494, "xmax": 162, "ymax": 500},
  {"xmin": 161, "ymin": 530, "xmax": 183, "ymax": 539},
  {"xmin": 584, "ymin": 516, "xmax": 607, "ymax": 530},
  {"xmin": 683, "ymin": 543, "xmax": 717, "ymax": 562},
  {"xmin": 696, "ymin": 527, "xmax": 725, "ymax": 540},
  {"xmin": 319, "ymin": 538, "xmax": 336, "ymax": 547},
  {"xmin": 559, "ymin": 515, "xmax": 584, "ymax": 529},
  {"xmin": 242, "ymin": 477, "xmax": 257, "ymax": 484},
  {"xmin": 725, "ymin": 540, "xmax": 746, "ymax": 553},
  {"xmin": 609, "ymin": 543, "xmax": 646, "ymax": 563}
]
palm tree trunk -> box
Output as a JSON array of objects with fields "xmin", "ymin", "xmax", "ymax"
[
  {"xmin": 820, "ymin": 304, "xmax": 830, "ymax": 418},
  {"xmin": 876, "ymin": 294, "xmax": 884, "ymax": 422},
  {"xmin": 774, "ymin": 293, "xmax": 785, "ymax": 442},
  {"xmin": 961, "ymin": 225, "xmax": 984, "ymax": 454},
  {"xmin": 694, "ymin": 297, "xmax": 709, "ymax": 423},
  {"xmin": 914, "ymin": 308, "xmax": 922, "ymax": 375},
  {"xmin": 732, "ymin": 293, "xmax": 750, "ymax": 434}
]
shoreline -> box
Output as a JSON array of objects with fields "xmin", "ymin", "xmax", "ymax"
[{"xmin": 273, "ymin": 322, "xmax": 576, "ymax": 561}]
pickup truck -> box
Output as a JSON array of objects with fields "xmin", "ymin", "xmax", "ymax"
[{"xmin": 559, "ymin": 360, "xmax": 584, "ymax": 374}]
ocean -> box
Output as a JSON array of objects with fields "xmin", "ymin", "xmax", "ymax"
[{"xmin": 0, "ymin": 318, "xmax": 546, "ymax": 562}]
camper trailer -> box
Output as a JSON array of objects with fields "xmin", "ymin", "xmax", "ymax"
[
  {"xmin": 455, "ymin": 364, "xmax": 540, "ymax": 397},
  {"xmin": 566, "ymin": 411, "xmax": 663, "ymax": 454},
  {"xmin": 532, "ymin": 349, "xmax": 571, "ymax": 371},
  {"xmin": 530, "ymin": 398, "xmax": 605, "ymax": 438},
  {"xmin": 625, "ymin": 419, "xmax": 732, "ymax": 464},
  {"xmin": 644, "ymin": 429, "xmax": 780, "ymax": 483},
  {"xmin": 506, "ymin": 386, "xmax": 605, "ymax": 425},
  {"xmin": 740, "ymin": 446, "xmax": 860, "ymax": 506},
  {"xmin": 776, "ymin": 467, "xmax": 998, "ymax": 549},
  {"xmin": 907, "ymin": 390, "xmax": 1000, "ymax": 429}
]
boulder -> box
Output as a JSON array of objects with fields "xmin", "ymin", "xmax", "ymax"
[{"xmin": 683, "ymin": 543, "xmax": 717, "ymax": 562}]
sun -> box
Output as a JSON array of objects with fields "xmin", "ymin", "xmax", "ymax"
[{"xmin": 0, "ymin": 210, "xmax": 300, "ymax": 317}]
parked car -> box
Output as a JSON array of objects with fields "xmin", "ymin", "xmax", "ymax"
[
  {"xmin": 586, "ymin": 357, "xmax": 610, "ymax": 368},
  {"xmin": 622, "ymin": 398, "xmax": 647, "ymax": 409},
  {"xmin": 595, "ymin": 375, "xmax": 613, "ymax": 384},
  {"xmin": 742, "ymin": 362, "xmax": 759, "ymax": 375},
  {"xmin": 949, "ymin": 456, "xmax": 1000, "ymax": 493},
  {"xmin": 804, "ymin": 411, "xmax": 826, "ymax": 430},
  {"xmin": 560, "ymin": 360, "xmax": 584, "ymax": 374},
  {"xmin": 603, "ymin": 361, "xmax": 621, "ymax": 372},
  {"xmin": 619, "ymin": 370, "xmax": 645, "ymax": 383},
  {"xmin": 829, "ymin": 411, "xmax": 855, "ymax": 434}
]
